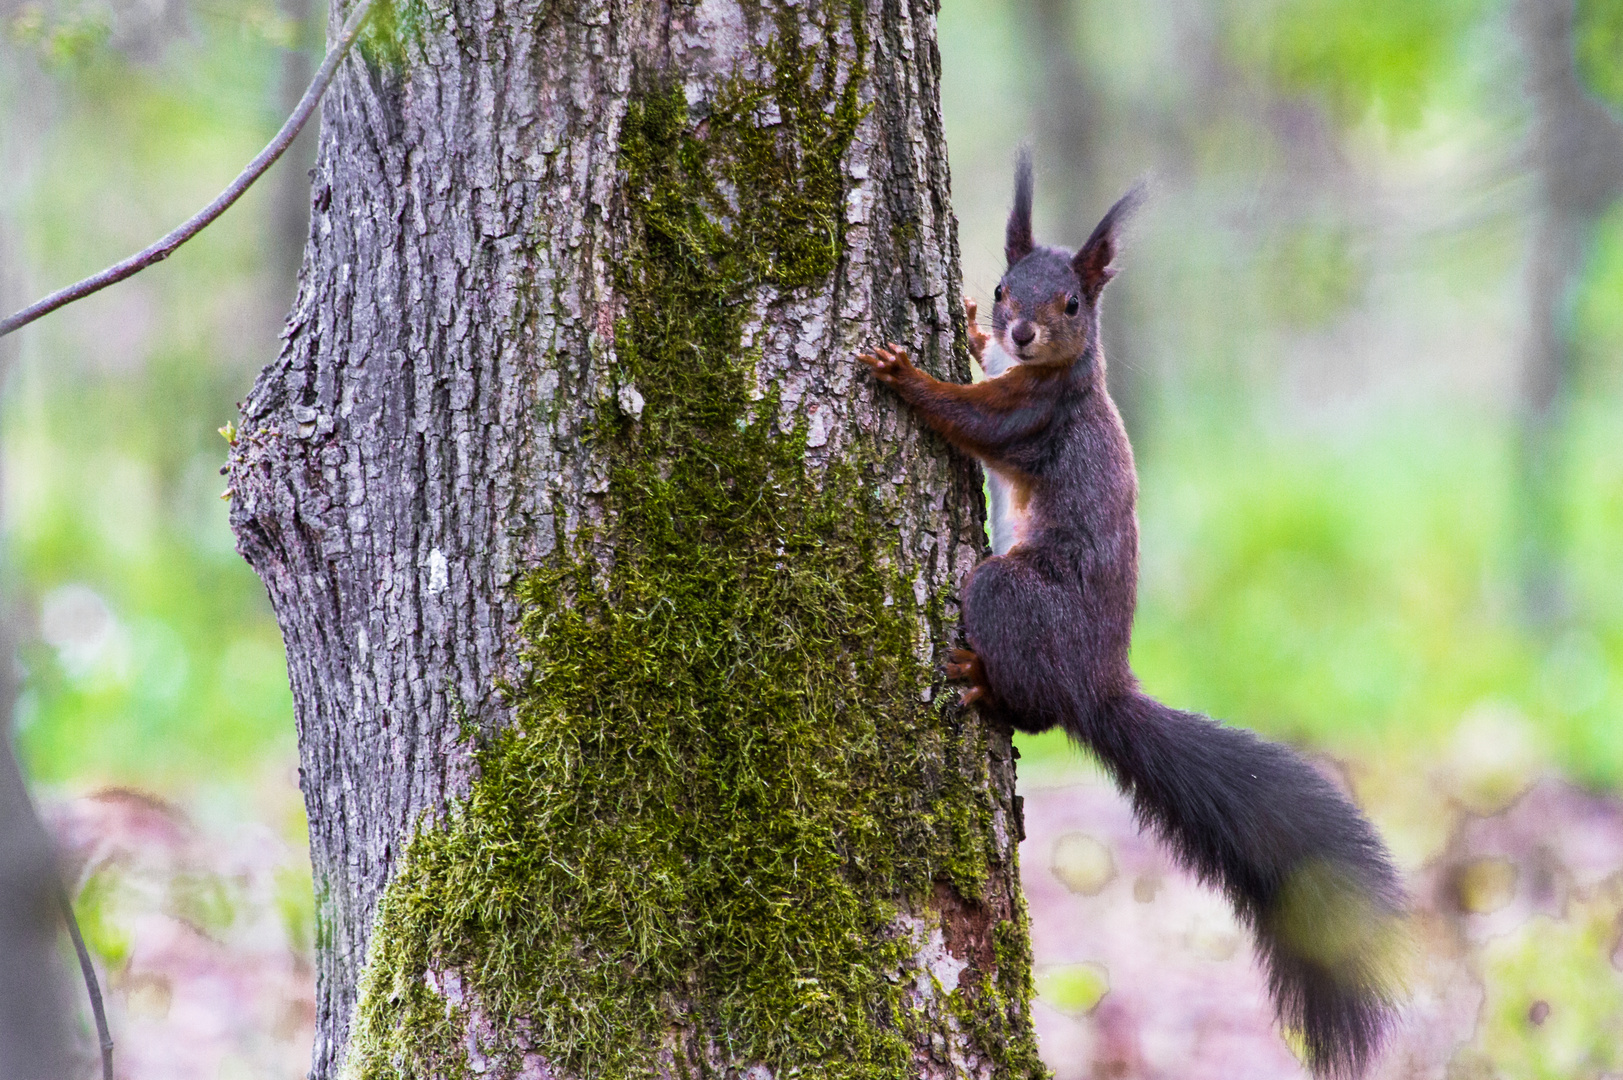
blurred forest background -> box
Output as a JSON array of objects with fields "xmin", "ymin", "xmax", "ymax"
[{"xmin": 4, "ymin": 0, "xmax": 1623, "ymax": 1076}]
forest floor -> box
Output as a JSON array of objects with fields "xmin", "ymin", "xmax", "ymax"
[
  {"xmin": 1021, "ymin": 772, "xmax": 1623, "ymax": 1078},
  {"xmin": 42, "ymin": 765, "xmax": 1623, "ymax": 1079}
]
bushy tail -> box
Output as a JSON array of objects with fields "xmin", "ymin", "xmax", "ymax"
[{"xmin": 1079, "ymin": 691, "xmax": 1405, "ymax": 1078}]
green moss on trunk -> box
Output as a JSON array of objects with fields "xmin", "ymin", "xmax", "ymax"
[{"xmin": 345, "ymin": 10, "xmax": 1042, "ymax": 1080}]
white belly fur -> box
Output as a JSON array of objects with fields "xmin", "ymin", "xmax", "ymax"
[{"xmin": 978, "ymin": 341, "xmax": 1025, "ymax": 555}]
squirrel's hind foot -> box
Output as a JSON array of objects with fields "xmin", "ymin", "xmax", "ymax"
[
  {"xmin": 944, "ymin": 647, "xmax": 981, "ymax": 681},
  {"xmin": 944, "ymin": 647, "xmax": 992, "ymax": 706}
]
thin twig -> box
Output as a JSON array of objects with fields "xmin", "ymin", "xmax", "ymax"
[
  {"xmin": 58, "ymin": 887, "xmax": 113, "ymax": 1080},
  {"xmin": 0, "ymin": 0, "xmax": 378, "ymax": 339}
]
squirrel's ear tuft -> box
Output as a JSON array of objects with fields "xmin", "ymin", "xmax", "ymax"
[
  {"xmin": 1072, "ymin": 181, "xmax": 1147, "ymax": 303},
  {"xmin": 1005, "ymin": 148, "xmax": 1035, "ymax": 268}
]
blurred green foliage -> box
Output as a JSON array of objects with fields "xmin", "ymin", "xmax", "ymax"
[
  {"xmin": 1576, "ymin": 0, "xmax": 1623, "ymax": 107},
  {"xmin": 2, "ymin": 0, "xmax": 299, "ymax": 790},
  {"xmin": 5, "ymin": 0, "xmax": 114, "ymax": 68},
  {"xmin": 73, "ymin": 866, "xmax": 132, "ymax": 967},
  {"xmin": 1220, "ymin": 0, "xmax": 1492, "ymax": 129},
  {"xmin": 1131, "ymin": 404, "xmax": 1623, "ymax": 789}
]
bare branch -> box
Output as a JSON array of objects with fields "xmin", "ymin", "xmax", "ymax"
[
  {"xmin": 0, "ymin": 0, "xmax": 378, "ymax": 339},
  {"xmin": 57, "ymin": 889, "xmax": 112, "ymax": 1080}
]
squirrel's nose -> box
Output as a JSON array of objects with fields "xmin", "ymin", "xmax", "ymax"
[{"xmin": 1010, "ymin": 322, "xmax": 1036, "ymax": 347}]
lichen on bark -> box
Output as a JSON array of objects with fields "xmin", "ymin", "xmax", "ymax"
[{"xmin": 307, "ymin": 5, "xmax": 1042, "ymax": 1080}]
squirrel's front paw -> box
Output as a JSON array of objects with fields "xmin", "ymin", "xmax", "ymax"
[
  {"xmin": 857, "ymin": 343, "xmax": 914, "ymax": 386},
  {"xmin": 964, "ymin": 298, "xmax": 990, "ymax": 362}
]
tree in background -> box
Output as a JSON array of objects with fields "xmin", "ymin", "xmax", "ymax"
[
  {"xmin": 225, "ymin": 0, "xmax": 1041, "ymax": 1076},
  {"xmin": 271, "ymin": 0, "xmax": 319, "ymax": 307},
  {"xmin": 1009, "ymin": 0, "xmax": 1151, "ymax": 442},
  {"xmin": 1514, "ymin": 0, "xmax": 1623, "ymax": 626},
  {"xmin": 0, "ymin": 638, "xmax": 71, "ymax": 1080}
]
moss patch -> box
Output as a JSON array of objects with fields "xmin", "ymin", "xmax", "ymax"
[
  {"xmin": 345, "ymin": 10, "xmax": 1042, "ymax": 1080},
  {"xmin": 354, "ymin": 0, "xmax": 434, "ymax": 70}
]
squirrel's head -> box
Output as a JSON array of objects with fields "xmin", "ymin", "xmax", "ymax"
[{"xmin": 991, "ymin": 150, "xmax": 1144, "ymax": 371}]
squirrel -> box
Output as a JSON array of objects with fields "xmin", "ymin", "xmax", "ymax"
[{"xmin": 858, "ymin": 153, "xmax": 1404, "ymax": 1078}]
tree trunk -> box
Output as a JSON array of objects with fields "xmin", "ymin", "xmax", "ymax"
[{"xmin": 227, "ymin": 2, "xmax": 1042, "ymax": 1078}]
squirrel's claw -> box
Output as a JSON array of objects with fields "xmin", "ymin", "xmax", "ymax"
[
  {"xmin": 944, "ymin": 647, "xmax": 980, "ymax": 682},
  {"xmin": 945, "ymin": 647, "xmax": 992, "ymax": 708},
  {"xmin": 964, "ymin": 298, "xmax": 989, "ymax": 362}
]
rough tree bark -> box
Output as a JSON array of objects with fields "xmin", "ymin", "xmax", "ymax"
[{"xmin": 227, "ymin": 1, "xmax": 1042, "ymax": 1078}]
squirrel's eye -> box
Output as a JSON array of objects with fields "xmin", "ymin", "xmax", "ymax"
[
  {"xmin": 993, "ymin": 284, "xmax": 1004, "ymax": 302},
  {"xmin": 1065, "ymin": 296, "xmax": 1080, "ymax": 316}
]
